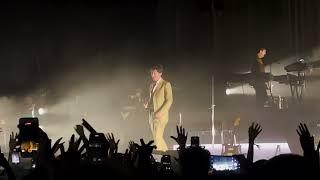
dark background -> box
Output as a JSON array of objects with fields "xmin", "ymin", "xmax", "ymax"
[
  {"xmin": 0, "ymin": 0, "xmax": 320, "ymax": 150},
  {"xmin": 1, "ymin": 0, "xmax": 320, "ymax": 95}
]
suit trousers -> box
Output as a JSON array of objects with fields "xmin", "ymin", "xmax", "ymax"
[{"xmin": 148, "ymin": 111, "xmax": 168, "ymax": 151}]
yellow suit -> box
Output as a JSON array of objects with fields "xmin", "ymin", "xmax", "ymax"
[{"xmin": 149, "ymin": 78, "xmax": 173, "ymax": 151}]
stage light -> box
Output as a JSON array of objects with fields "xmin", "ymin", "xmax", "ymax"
[
  {"xmin": 38, "ymin": 108, "xmax": 48, "ymax": 115},
  {"xmin": 226, "ymin": 89, "xmax": 231, "ymax": 95}
]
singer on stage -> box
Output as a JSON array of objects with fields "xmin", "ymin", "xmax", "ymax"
[
  {"xmin": 144, "ymin": 64, "xmax": 173, "ymax": 151},
  {"xmin": 251, "ymin": 48, "xmax": 268, "ymax": 108}
]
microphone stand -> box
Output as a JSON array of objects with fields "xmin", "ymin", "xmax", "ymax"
[{"xmin": 268, "ymin": 61, "xmax": 275, "ymax": 107}]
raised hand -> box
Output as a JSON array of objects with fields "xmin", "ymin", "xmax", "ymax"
[
  {"xmin": 124, "ymin": 141, "xmax": 139, "ymax": 167},
  {"xmin": 134, "ymin": 139, "xmax": 157, "ymax": 170},
  {"xmin": 247, "ymin": 123, "xmax": 262, "ymax": 163},
  {"xmin": 128, "ymin": 141, "xmax": 139, "ymax": 160},
  {"xmin": 9, "ymin": 132, "xmax": 18, "ymax": 152},
  {"xmin": 58, "ymin": 134, "xmax": 84, "ymax": 167},
  {"xmin": 296, "ymin": 123, "xmax": 320, "ymax": 170},
  {"xmin": 59, "ymin": 134, "xmax": 83, "ymax": 155},
  {"xmin": 129, "ymin": 141, "xmax": 138, "ymax": 152},
  {"xmin": 74, "ymin": 125, "xmax": 89, "ymax": 147},
  {"xmin": 74, "ymin": 125, "xmax": 85, "ymax": 137},
  {"xmin": 248, "ymin": 122, "xmax": 262, "ymax": 143},
  {"xmin": 51, "ymin": 137, "xmax": 64, "ymax": 155},
  {"xmin": 137, "ymin": 139, "xmax": 156, "ymax": 156},
  {"xmin": 170, "ymin": 126, "xmax": 188, "ymax": 149},
  {"xmin": 296, "ymin": 123, "xmax": 315, "ymax": 155},
  {"xmin": 67, "ymin": 134, "xmax": 83, "ymax": 153},
  {"xmin": 107, "ymin": 133, "xmax": 120, "ymax": 154}
]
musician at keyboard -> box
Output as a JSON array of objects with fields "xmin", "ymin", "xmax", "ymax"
[{"xmin": 251, "ymin": 48, "xmax": 269, "ymax": 108}]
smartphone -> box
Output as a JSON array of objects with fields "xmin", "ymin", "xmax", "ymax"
[
  {"xmin": 161, "ymin": 155, "xmax": 171, "ymax": 165},
  {"xmin": 160, "ymin": 155, "xmax": 173, "ymax": 172},
  {"xmin": 210, "ymin": 155, "xmax": 240, "ymax": 172},
  {"xmin": 88, "ymin": 133, "xmax": 108, "ymax": 163},
  {"xmin": 191, "ymin": 136, "xmax": 200, "ymax": 147},
  {"xmin": 11, "ymin": 151, "xmax": 20, "ymax": 164},
  {"xmin": 18, "ymin": 117, "xmax": 40, "ymax": 158},
  {"xmin": 18, "ymin": 117, "xmax": 39, "ymax": 141}
]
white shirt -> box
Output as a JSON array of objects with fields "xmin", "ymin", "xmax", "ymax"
[
  {"xmin": 152, "ymin": 78, "xmax": 162, "ymax": 93},
  {"xmin": 148, "ymin": 78, "xmax": 162, "ymax": 110}
]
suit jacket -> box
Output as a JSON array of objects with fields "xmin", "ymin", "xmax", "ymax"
[
  {"xmin": 251, "ymin": 57, "xmax": 265, "ymax": 74},
  {"xmin": 250, "ymin": 57, "xmax": 267, "ymax": 86},
  {"xmin": 149, "ymin": 79, "xmax": 173, "ymax": 122}
]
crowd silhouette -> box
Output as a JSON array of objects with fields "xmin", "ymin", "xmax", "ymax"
[{"xmin": 0, "ymin": 118, "xmax": 318, "ymax": 180}]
